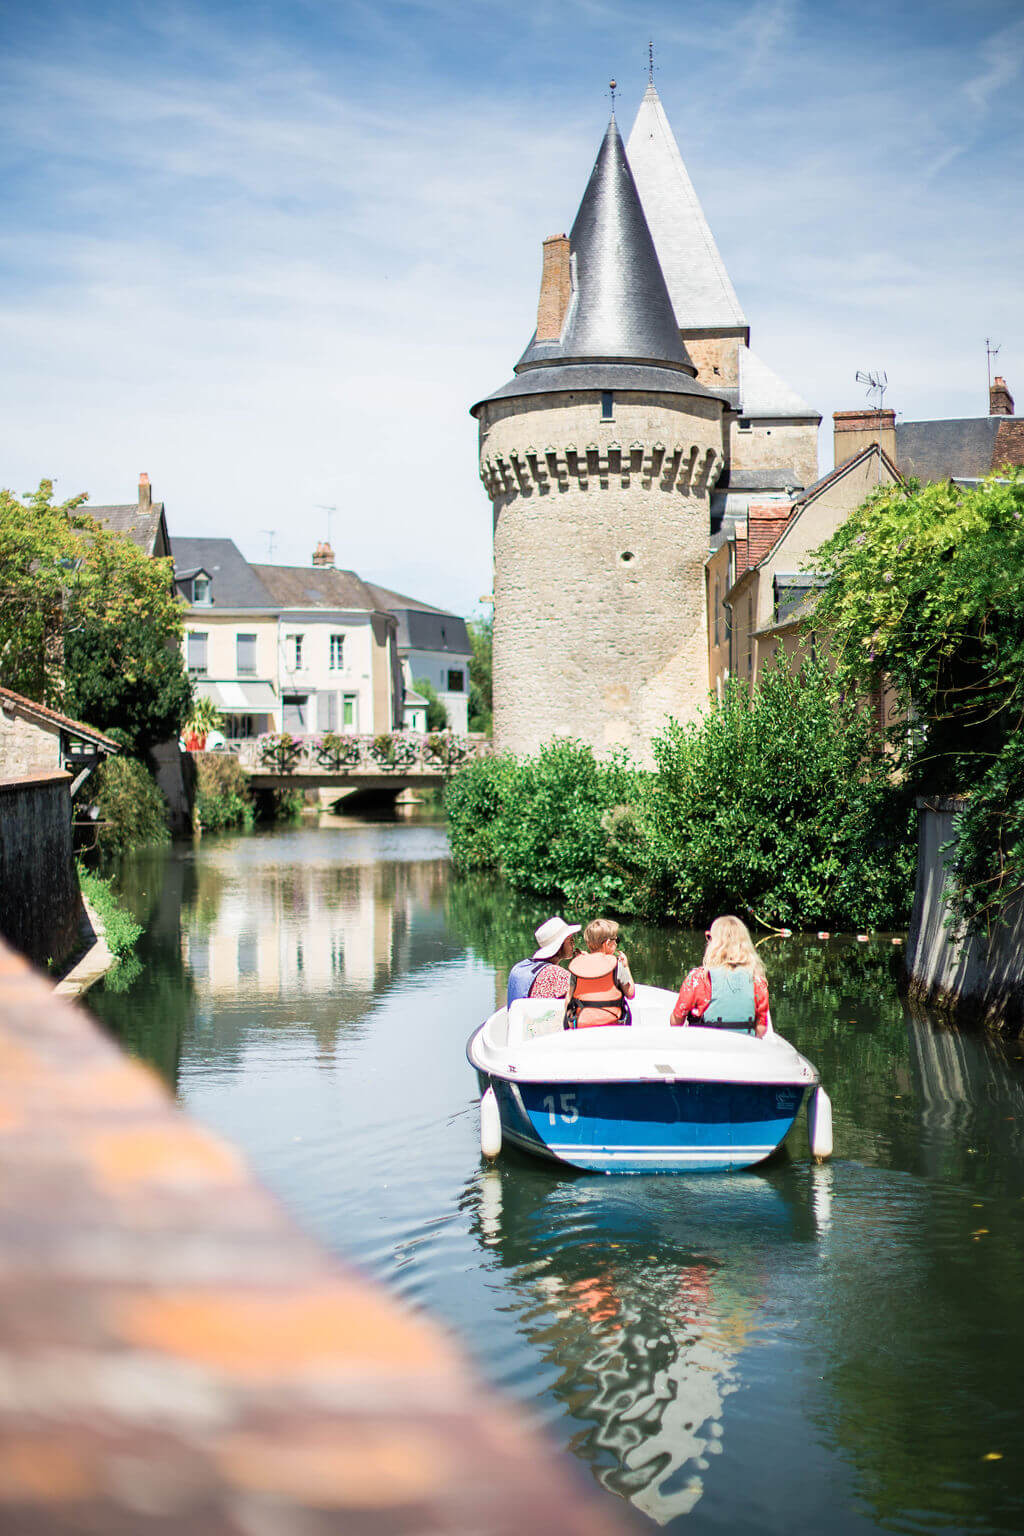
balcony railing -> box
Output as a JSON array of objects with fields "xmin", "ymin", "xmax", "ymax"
[{"xmin": 228, "ymin": 731, "xmax": 490, "ymax": 777}]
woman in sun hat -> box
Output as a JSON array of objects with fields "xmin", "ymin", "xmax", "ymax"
[{"xmin": 506, "ymin": 915, "xmax": 581, "ymax": 1008}]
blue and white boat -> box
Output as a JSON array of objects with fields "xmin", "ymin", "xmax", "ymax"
[{"xmin": 467, "ymin": 983, "xmax": 832, "ymax": 1174}]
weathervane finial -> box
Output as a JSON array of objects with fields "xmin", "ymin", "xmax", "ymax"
[
  {"xmin": 609, "ymin": 78, "xmax": 617, "ymax": 114},
  {"xmin": 648, "ymin": 40, "xmax": 655, "ymax": 84}
]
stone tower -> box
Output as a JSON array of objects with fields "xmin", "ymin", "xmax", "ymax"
[{"xmin": 471, "ymin": 116, "xmax": 728, "ymax": 761}]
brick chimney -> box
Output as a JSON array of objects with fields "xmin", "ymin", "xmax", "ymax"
[
  {"xmin": 312, "ymin": 541, "xmax": 335, "ymax": 568},
  {"xmin": 833, "ymin": 409, "xmax": 896, "ymax": 468},
  {"xmin": 535, "ymin": 234, "xmax": 571, "ymax": 341},
  {"xmin": 138, "ymin": 472, "xmax": 152, "ymax": 510},
  {"xmin": 990, "ymin": 375, "xmax": 1015, "ymax": 416}
]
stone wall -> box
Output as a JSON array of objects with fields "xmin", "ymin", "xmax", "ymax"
[
  {"xmin": 0, "ymin": 936, "xmax": 631, "ymax": 1535},
  {"xmin": 479, "ymin": 389, "xmax": 724, "ymax": 762},
  {"xmin": 0, "ymin": 772, "xmax": 82, "ymax": 969},
  {"xmin": 906, "ymin": 797, "xmax": 1024, "ymax": 1033},
  {"xmin": 0, "ymin": 700, "xmax": 61, "ymax": 778}
]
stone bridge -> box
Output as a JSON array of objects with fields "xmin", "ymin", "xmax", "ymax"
[{"xmin": 225, "ymin": 732, "xmax": 489, "ymax": 798}]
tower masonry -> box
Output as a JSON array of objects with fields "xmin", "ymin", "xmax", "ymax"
[
  {"xmin": 472, "ymin": 88, "xmax": 820, "ymax": 762},
  {"xmin": 472, "ymin": 117, "xmax": 728, "ymax": 762}
]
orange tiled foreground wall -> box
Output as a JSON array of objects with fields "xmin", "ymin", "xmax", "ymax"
[{"xmin": 0, "ymin": 939, "xmax": 633, "ymax": 1535}]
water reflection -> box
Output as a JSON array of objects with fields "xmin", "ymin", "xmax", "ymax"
[
  {"xmin": 89, "ymin": 823, "xmax": 1024, "ymax": 1536},
  {"xmin": 465, "ymin": 1163, "xmax": 829, "ymax": 1524}
]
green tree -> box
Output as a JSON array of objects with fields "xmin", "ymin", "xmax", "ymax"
[
  {"xmin": 413, "ymin": 676, "xmax": 448, "ymax": 731},
  {"xmin": 808, "ymin": 469, "xmax": 1024, "ymax": 931},
  {"xmin": 0, "ymin": 479, "xmax": 191, "ymax": 752},
  {"xmin": 467, "ymin": 612, "xmax": 493, "ymax": 735}
]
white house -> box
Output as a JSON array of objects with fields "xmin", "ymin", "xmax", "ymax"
[
  {"xmin": 367, "ymin": 584, "xmax": 473, "ymax": 733},
  {"xmin": 174, "ymin": 538, "xmax": 402, "ymax": 738}
]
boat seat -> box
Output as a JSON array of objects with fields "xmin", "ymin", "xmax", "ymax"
[{"xmin": 507, "ymin": 998, "xmax": 567, "ymax": 1045}]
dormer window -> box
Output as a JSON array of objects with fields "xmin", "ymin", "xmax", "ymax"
[{"xmin": 194, "ymin": 573, "xmax": 212, "ymax": 605}]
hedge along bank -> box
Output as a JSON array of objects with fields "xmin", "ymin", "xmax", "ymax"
[{"xmin": 444, "ymin": 661, "xmax": 916, "ymax": 933}]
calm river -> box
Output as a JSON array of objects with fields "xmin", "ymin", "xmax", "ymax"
[{"xmin": 90, "ymin": 817, "xmax": 1024, "ymax": 1536}]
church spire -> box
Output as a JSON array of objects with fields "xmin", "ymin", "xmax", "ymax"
[
  {"xmin": 626, "ymin": 84, "xmax": 747, "ymax": 333},
  {"xmin": 516, "ymin": 114, "xmax": 694, "ymax": 374}
]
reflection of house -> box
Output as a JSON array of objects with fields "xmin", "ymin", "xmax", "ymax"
[
  {"xmin": 368, "ymin": 585, "xmax": 472, "ymax": 734},
  {"xmin": 172, "ymin": 538, "xmax": 402, "ymax": 737}
]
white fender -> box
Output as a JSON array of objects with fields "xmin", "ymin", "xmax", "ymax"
[
  {"xmin": 808, "ymin": 1085, "xmax": 833, "ymax": 1161},
  {"xmin": 480, "ymin": 1086, "xmax": 502, "ymax": 1160}
]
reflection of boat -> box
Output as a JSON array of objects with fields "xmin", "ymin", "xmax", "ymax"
[
  {"xmin": 467, "ymin": 984, "xmax": 830, "ymax": 1173},
  {"xmin": 467, "ymin": 1161, "xmax": 831, "ymax": 1525}
]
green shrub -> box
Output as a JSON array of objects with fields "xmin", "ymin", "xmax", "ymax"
[
  {"xmin": 77, "ymin": 867, "xmax": 143, "ymax": 957},
  {"xmin": 500, "ymin": 740, "xmax": 645, "ymax": 912},
  {"xmin": 641, "ymin": 662, "xmax": 915, "ymax": 930},
  {"xmin": 195, "ymin": 754, "xmax": 254, "ymax": 832},
  {"xmin": 92, "ymin": 756, "xmax": 171, "ymax": 856},
  {"xmin": 444, "ymin": 753, "xmax": 516, "ymax": 873},
  {"xmin": 413, "ymin": 677, "xmax": 448, "ymax": 731}
]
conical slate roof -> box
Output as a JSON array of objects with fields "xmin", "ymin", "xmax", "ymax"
[
  {"xmin": 516, "ymin": 116, "xmax": 695, "ymax": 375},
  {"xmin": 626, "ymin": 85, "xmax": 746, "ymax": 332}
]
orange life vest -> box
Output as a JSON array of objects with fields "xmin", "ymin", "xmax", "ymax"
[{"xmin": 565, "ymin": 953, "xmax": 630, "ymax": 1029}]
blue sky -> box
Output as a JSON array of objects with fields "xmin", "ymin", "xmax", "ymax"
[{"xmin": 1, "ymin": 0, "xmax": 1022, "ymax": 615}]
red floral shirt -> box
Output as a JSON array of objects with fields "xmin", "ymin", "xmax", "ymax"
[
  {"xmin": 670, "ymin": 966, "xmax": 769, "ymax": 1035},
  {"xmin": 529, "ymin": 963, "xmax": 571, "ymax": 1000}
]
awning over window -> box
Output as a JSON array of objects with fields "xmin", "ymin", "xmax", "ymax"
[{"xmin": 194, "ymin": 680, "xmax": 278, "ymax": 711}]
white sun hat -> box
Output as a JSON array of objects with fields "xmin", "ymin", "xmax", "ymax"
[{"xmin": 532, "ymin": 915, "xmax": 581, "ymax": 960}]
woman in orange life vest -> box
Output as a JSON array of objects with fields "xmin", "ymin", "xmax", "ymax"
[
  {"xmin": 564, "ymin": 918, "xmax": 636, "ymax": 1029},
  {"xmin": 671, "ymin": 915, "xmax": 770, "ymax": 1038}
]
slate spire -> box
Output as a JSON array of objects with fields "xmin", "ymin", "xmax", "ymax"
[
  {"xmin": 626, "ymin": 84, "xmax": 746, "ymax": 332},
  {"xmin": 516, "ymin": 115, "xmax": 695, "ymax": 375}
]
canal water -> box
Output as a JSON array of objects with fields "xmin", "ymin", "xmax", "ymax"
[{"xmin": 90, "ymin": 819, "xmax": 1024, "ymax": 1536}]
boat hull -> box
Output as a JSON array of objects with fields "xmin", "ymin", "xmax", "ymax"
[{"xmin": 477, "ymin": 1069, "xmax": 807, "ymax": 1173}]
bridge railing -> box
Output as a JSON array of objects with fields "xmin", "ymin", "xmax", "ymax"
[{"xmin": 232, "ymin": 730, "xmax": 491, "ymax": 777}]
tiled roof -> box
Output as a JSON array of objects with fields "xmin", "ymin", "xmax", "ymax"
[
  {"xmin": 894, "ymin": 418, "xmax": 1024, "ymax": 482},
  {"xmin": 173, "ymin": 539, "xmax": 276, "ymax": 609},
  {"xmin": 0, "ymin": 687, "xmax": 121, "ymax": 751},
  {"xmin": 251, "ymin": 564, "xmax": 386, "ymax": 613},
  {"xmin": 89, "ymin": 503, "xmax": 167, "ymax": 556},
  {"xmin": 746, "ymin": 502, "xmax": 796, "ymax": 566}
]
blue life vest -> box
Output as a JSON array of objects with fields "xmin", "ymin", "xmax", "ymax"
[
  {"xmin": 702, "ymin": 966, "xmax": 756, "ymax": 1030},
  {"xmin": 507, "ymin": 958, "xmax": 548, "ymax": 1008}
]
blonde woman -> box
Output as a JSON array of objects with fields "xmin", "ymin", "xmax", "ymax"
[{"xmin": 670, "ymin": 915, "xmax": 770, "ymax": 1038}]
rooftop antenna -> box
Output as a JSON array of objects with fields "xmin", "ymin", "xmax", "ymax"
[
  {"xmin": 608, "ymin": 78, "xmax": 617, "ymax": 115},
  {"xmin": 855, "ymin": 369, "xmax": 888, "ymax": 410},
  {"xmin": 986, "ymin": 338, "xmax": 1001, "ymax": 391},
  {"xmin": 316, "ymin": 504, "xmax": 337, "ymax": 549},
  {"xmin": 261, "ymin": 528, "xmax": 277, "ymax": 559},
  {"xmin": 855, "ymin": 370, "xmax": 889, "ymax": 483}
]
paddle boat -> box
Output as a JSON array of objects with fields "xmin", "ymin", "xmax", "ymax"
[{"xmin": 467, "ymin": 982, "xmax": 832, "ymax": 1173}]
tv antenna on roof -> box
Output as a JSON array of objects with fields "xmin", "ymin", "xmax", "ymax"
[
  {"xmin": 855, "ymin": 369, "xmax": 888, "ymax": 410},
  {"xmin": 261, "ymin": 529, "xmax": 277, "ymax": 559},
  {"xmin": 986, "ymin": 338, "xmax": 1001, "ymax": 390},
  {"xmin": 316, "ymin": 504, "xmax": 337, "ymax": 548}
]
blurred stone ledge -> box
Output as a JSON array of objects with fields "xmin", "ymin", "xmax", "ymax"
[{"xmin": 0, "ymin": 938, "xmax": 634, "ymax": 1536}]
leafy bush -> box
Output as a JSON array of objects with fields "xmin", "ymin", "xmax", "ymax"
[
  {"xmin": 78, "ymin": 860, "xmax": 144, "ymax": 976},
  {"xmin": 194, "ymin": 753, "xmax": 254, "ymax": 832},
  {"xmin": 642, "ymin": 663, "xmax": 915, "ymax": 930},
  {"xmin": 444, "ymin": 753, "xmax": 516, "ymax": 873},
  {"xmin": 91, "ymin": 756, "xmax": 171, "ymax": 856},
  {"xmin": 443, "ymin": 664, "xmax": 915, "ymax": 930}
]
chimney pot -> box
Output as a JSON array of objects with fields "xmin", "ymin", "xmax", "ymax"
[
  {"xmin": 990, "ymin": 376, "xmax": 1015, "ymax": 416},
  {"xmin": 138, "ymin": 472, "xmax": 152, "ymax": 509},
  {"xmin": 312, "ymin": 541, "xmax": 336, "ymax": 568},
  {"xmin": 535, "ymin": 233, "xmax": 572, "ymax": 342}
]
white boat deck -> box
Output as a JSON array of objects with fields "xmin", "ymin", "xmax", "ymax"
[{"xmin": 471, "ymin": 985, "xmax": 818, "ymax": 1088}]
